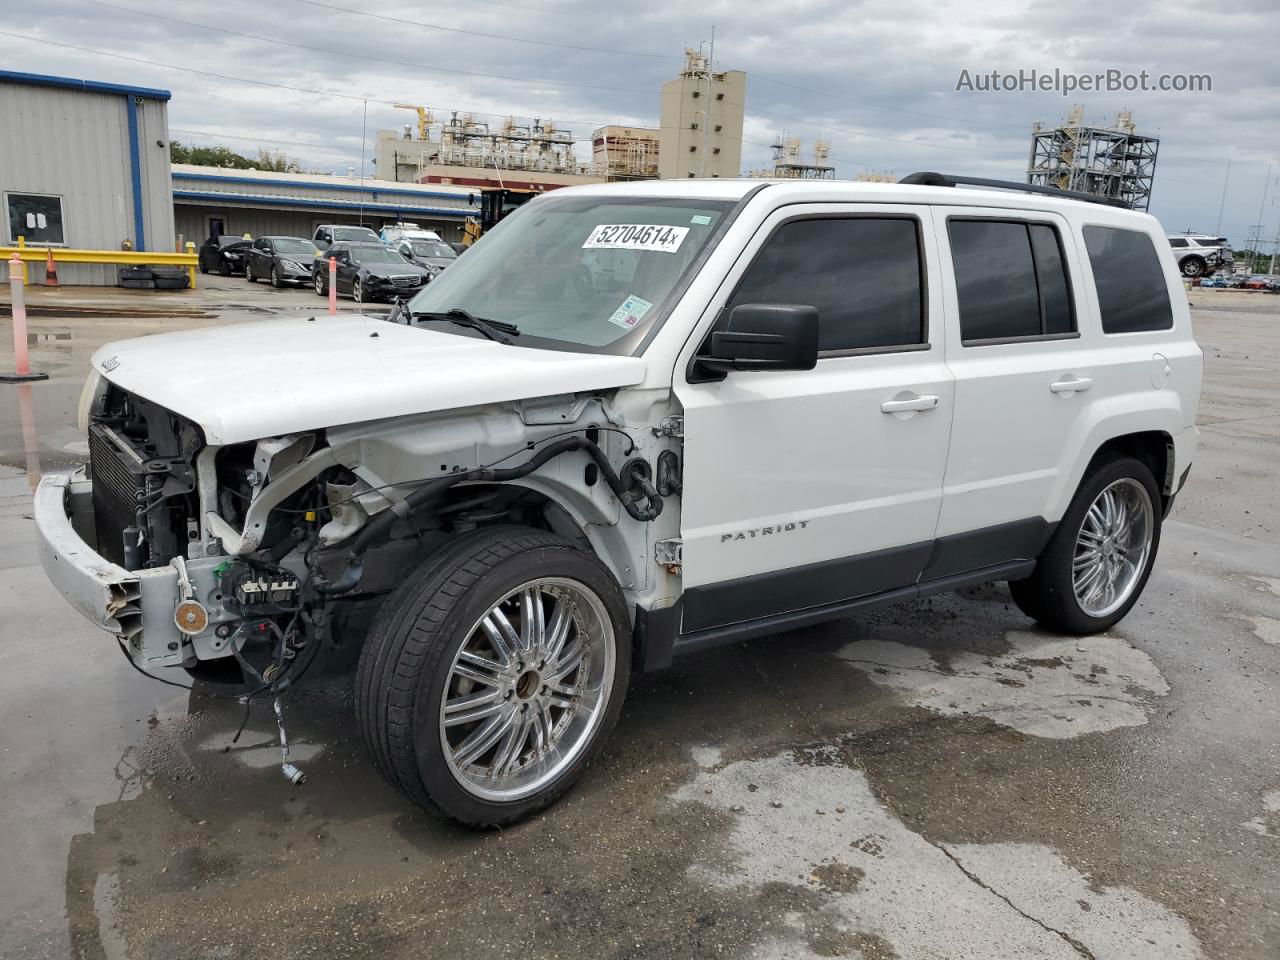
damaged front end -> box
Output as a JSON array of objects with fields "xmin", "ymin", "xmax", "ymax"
[{"xmin": 36, "ymin": 381, "xmax": 664, "ymax": 688}]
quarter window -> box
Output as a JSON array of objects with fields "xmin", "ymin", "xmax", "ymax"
[
  {"xmin": 5, "ymin": 192, "xmax": 65, "ymax": 245},
  {"xmin": 1083, "ymin": 226, "xmax": 1174, "ymax": 333},
  {"xmin": 948, "ymin": 219, "xmax": 1075, "ymax": 343},
  {"xmin": 728, "ymin": 217, "xmax": 926, "ymax": 352}
]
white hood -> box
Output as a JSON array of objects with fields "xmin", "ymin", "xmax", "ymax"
[{"xmin": 92, "ymin": 315, "xmax": 646, "ymax": 445}]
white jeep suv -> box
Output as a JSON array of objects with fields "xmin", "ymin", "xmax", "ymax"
[{"xmin": 35, "ymin": 174, "xmax": 1201, "ymax": 826}]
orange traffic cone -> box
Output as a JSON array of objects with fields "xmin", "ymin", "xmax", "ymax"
[{"xmin": 44, "ymin": 248, "xmax": 58, "ymax": 286}]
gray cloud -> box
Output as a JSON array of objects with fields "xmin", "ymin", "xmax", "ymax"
[{"xmin": 5, "ymin": 0, "xmax": 1277, "ymax": 244}]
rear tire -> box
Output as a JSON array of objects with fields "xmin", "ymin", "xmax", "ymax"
[
  {"xmin": 245, "ymin": 265, "xmax": 256, "ymax": 282},
  {"xmin": 1010, "ymin": 455, "xmax": 1162, "ymax": 634},
  {"xmin": 355, "ymin": 527, "xmax": 631, "ymax": 827}
]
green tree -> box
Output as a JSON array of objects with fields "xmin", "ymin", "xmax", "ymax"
[{"xmin": 170, "ymin": 141, "xmax": 300, "ymax": 173}]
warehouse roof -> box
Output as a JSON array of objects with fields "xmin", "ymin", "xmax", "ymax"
[
  {"xmin": 171, "ymin": 165, "xmax": 478, "ymax": 203},
  {"xmin": 0, "ymin": 69, "xmax": 172, "ymax": 101}
]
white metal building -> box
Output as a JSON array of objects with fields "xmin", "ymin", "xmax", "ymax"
[
  {"xmin": 171, "ymin": 166, "xmax": 480, "ymax": 245},
  {"xmin": 0, "ymin": 70, "xmax": 175, "ymax": 284}
]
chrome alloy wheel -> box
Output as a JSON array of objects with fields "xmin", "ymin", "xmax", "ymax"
[
  {"xmin": 439, "ymin": 577, "xmax": 614, "ymax": 802},
  {"xmin": 1072, "ymin": 478, "xmax": 1154, "ymax": 618}
]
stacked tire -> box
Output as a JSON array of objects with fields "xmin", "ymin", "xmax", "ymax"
[{"xmin": 117, "ymin": 266, "xmax": 190, "ymax": 291}]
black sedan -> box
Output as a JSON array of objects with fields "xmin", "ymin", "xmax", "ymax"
[
  {"xmin": 245, "ymin": 236, "xmax": 319, "ymax": 287},
  {"xmin": 390, "ymin": 237, "xmax": 459, "ymax": 280},
  {"xmin": 197, "ymin": 236, "xmax": 251, "ymax": 276},
  {"xmin": 313, "ymin": 242, "xmax": 432, "ymax": 304}
]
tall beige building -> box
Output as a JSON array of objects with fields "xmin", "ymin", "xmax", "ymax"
[{"xmin": 658, "ymin": 50, "xmax": 747, "ymax": 180}]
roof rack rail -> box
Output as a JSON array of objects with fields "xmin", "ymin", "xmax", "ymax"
[{"xmin": 899, "ymin": 172, "xmax": 1128, "ymax": 208}]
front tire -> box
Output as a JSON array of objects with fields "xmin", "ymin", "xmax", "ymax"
[
  {"xmin": 356, "ymin": 527, "xmax": 631, "ymax": 827},
  {"xmin": 245, "ymin": 264, "xmax": 256, "ymax": 282},
  {"xmin": 352, "ymin": 278, "xmax": 365, "ymax": 304},
  {"xmin": 270, "ymin": 265, "xmax": 281, "ymax": 288},
  {"xmin": 314, "ymin": 272, "xmax": 326, "ymax": 297},
  {"xmin": 1010, "ymin": 455, "xmax": 1162, "ymax": 634},
  {"xmin": 1181, "ymin": 256, "xmax": 1206, "ymax": 278}
]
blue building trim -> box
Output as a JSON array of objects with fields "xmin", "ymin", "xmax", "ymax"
[
  {"xmin": 172, "ymin": 190, "xmax": 473, "ymax": 219},
  {"xmin": 172, "ymin": 170, "xmax": 477, "ymax": 204},
  {"xmin": 125, "ymin": 95, "xmax": 147, "ymax": 251},
  {"xmin": 0, "ymin": 69, "xmax": 171, "ymax": 101}
]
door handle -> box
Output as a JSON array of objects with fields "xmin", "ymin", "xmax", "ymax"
[
  {"xmin": 881, "ymin": 394, "xmax": 939, "ymax": 414},
  {"xmin": 1050, "ymin": 377, "xmax": 1093, "ymax": 394}
]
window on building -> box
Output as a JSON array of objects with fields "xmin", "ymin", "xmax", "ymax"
[
  {"xmin": 689, "ymin": 145, "xmax": 697, "ymax": 153},
  {"xmin": 690, "ymin": 122, "xmax": 699, "ymax": 130},
  {"xmin": 713, "ymin": 147, "xmax": 721, "ymax": 155},
  {"xmin": 715, "ymin": 92, "xmax": 724, "ymax": 100},
  {"xmin": 1083, "ymin": 225, "xmax": 1173, "ymax": 333},
  {"xmin": 691, "ymin": 90, "xmax": 700, "ymax": 98},
  {"xmin": 727, "ymin": 217, "xmax": 926, "ymax": 353},
  {"xmin": 714, "ymin": 124, "xmax": 722, "ymax": 132},
  {"xmin": 948, "ymin": 219, "xmax": 1076, "ymax": 343},
  {"xmin": 5, "ymin": 193, "xmax": 65, "ymax": 245}
]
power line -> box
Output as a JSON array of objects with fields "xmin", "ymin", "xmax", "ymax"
[
  {"xmin": 289, "ymin": 0, "xmax": 678, "ymax": 60},
  {"xmin": 81, "ymin": 0, "xmax": 656, "ymax": 95}
]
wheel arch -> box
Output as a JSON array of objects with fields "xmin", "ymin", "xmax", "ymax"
[{"xmin": 428, "ymin": 478, "xmax": 643, "ymax": 609}]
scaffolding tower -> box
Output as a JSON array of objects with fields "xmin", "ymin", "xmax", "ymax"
[{"xmin": 1027, "ymin": 108, "xmax": 1159, "ymax": 210}]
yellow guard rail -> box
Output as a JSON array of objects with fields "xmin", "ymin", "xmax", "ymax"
[{"xmin": 1, "ymin": 237, "xmax": 199, "ymax": 288}]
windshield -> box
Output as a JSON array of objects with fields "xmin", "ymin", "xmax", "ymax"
[
  {"xmin": 334, "ymin": 226, "xmax": 378, "ymax": 241},
  {"xmin": 406, "ymin": 194, "xmax": 734, "ymax": 354},
  {"xmin": 275, "ymin": 238, "xmax": 317, "ymax": 255},
  {"xmin": 349, "ymin": 244, "xmax": 409, "ymax": 264},
  {"xmin": 409, "ymin": 239, "xmax": 457, "ymax": 259}
]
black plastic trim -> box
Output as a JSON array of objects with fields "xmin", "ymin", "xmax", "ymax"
[
  {"xmin": 682, "ymin": 540, "xmax": 933, "ymax": 634},
  {"xmin": 666, "ymin": 558, "xmax": 1037, "ymax": 662},
  {"xmin": 921, "ymin": 518, "xmax": 1055, "ymax": 582}
]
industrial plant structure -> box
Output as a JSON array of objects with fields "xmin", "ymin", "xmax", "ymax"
[
  {"xmin": 657, "ymin": 49, "xmax": 747, "ymax": 180},
  {"xmin": 750, "ymin": 138, "xmax": 835, "ymax": 179},
  {"xmin": 591, "ymin": 125, "xmax": 662, "ymax": 181},
  {"xmin": 373, "ymin": 48, "xmax": 749, "ymax": 189},
  {"xmin": 1026, "ymin": 108, "xmax": 1159, "ymax": 210}
]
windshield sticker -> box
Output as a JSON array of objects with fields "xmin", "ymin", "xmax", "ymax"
[
  {"xmin": 583, "ymin": 224, "xmax": 689, "ymax": 254},
  {"xmin": 607, "ymin": 294, "xmax": 654, "ymax": 330},
  {"xmin": 690, "ymin": 215, "xmax": 712, "ymax": 225}
]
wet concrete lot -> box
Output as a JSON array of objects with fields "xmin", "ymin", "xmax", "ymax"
[{"xmin": 2, "ymin": 280, "xmax": 1278, "ymax": 959}]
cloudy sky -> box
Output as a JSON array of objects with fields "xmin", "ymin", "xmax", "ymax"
[{"xmin": 4, "ymin": 0, "xmax": 1277, "ymax": 247}]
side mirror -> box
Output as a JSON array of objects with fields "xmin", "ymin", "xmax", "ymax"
[{"xmin": 696, "ymin": 303, "xmax": 819, "ymax": 376}]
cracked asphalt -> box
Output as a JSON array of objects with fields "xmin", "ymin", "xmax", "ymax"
[{"xmin": 1, "ymin": 279, "xmax": 1278, "ymax": 959}]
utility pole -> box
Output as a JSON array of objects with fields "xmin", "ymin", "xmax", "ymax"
[
  {"xmin": 1214, "ymin": 158, "xmax": 1231, "ymax": 235},
  {"xmin": 1249, "ymin": 164, "xmax": 1273, "ymax": 273}
]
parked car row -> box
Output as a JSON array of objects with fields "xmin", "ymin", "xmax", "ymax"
[
  {"xmin": 1197, "ymin": 274, "xmax": 1280, "ymax": 291},
  {"xmin": 197, "ymin": 222, "xmax": 463, "ymax": 301}
]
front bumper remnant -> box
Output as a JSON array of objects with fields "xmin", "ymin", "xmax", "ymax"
[{"xmin": 34, "ymin": 471, "xmax": 184, "ymax": 668}]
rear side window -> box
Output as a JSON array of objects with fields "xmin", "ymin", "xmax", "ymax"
[
  {"xmin": 728, "ymin": 216, "xmax": 926, "ymax": 352},
  {"xmin": 1083, "ymin": 226, "xmax": 1173, "ymax": 333},
  {"xmin": 1168, "ymin": 237, "xmax": 1188, "ymax": 248},
  {"xmin": 948, "ymin": 219, "xmax": 1075, "ymax": 343}
]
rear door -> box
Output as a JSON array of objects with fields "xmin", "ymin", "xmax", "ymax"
[
  {"xmin": 929, "ymin": 208, "xmax": 1098, "ymax": 577},
  {"xmin": 675, "ymin": 204, "xmax": 954, "ymax": 633}
]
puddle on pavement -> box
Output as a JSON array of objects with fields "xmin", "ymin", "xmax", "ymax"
[
  {"xmin": 674, "ymin": 750, "xmax": 1205, "ymax": 960},
  {"xmin": 837, "ymin": 630, "xmax": 1171, "ymax": 738}
]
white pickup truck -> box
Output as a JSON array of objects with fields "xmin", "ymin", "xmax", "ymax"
[{"xmin": 35, "ymin": 174, "xmax": 1201, "ymax": 826}]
